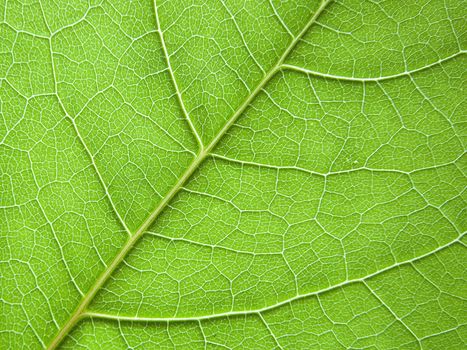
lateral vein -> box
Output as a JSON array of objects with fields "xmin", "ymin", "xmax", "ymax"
[
  {"xmin": 81, "ymin": 234, "xmax": 464, "ymax": 323},
  {"xmin": 153, "ymin": 0, "xmax": 204, "ymax": 149},
  {"xmin": 281, "ymin": 50, "xmax": 465, "ymax": 82}
]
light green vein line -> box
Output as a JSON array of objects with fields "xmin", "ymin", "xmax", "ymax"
[
  {"xmin": 259, "ymin": 312, "xmax": 284, "ymax": 350},
  {"xmin": 363, "ymin": 281, "xmax": 422, "ymax": 347},
  {"xmin": 44, "ymin": 9, "xmax": 132, "ymax": 237},
  {"xmin": 81, "ymin": 234, "xmax": 464, "ymax": 323},
  {"xmin": 268, "ymin": 0, "xmax": 294, "ymax": 38},
  {"xmin": 153, "ymin": 0, "xmax": 204, "ymax": 149},
  {"xmin": 280, "ymin": 51, "xmax": 465, "ymax": 82},
  {"xmin": 46, "ymin": 1, "xmax": 333, "ymax": 348},
  {"xmin": 209, "ymin": 152, "xmax": 465, "ymax": 177}
]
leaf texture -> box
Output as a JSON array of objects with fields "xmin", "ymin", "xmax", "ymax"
[{"xmin": 0, "ymin": 0, "xmax": 466, "ymax": 349}]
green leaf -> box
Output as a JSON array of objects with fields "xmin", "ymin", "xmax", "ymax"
[{"xmin": 1, "ymin": 0, "xmax": 466, "ymax": 349}]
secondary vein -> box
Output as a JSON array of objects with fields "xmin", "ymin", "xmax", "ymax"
[
  {"xmin": 153, "ymin": 0, "xmax": 204, "ymax": 149},
  {"xmin": 81, "ymin": 233, "xmax": 464, "ymax": 323}
]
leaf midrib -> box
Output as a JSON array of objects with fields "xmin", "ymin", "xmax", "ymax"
[{"xmin": 46, "ymin": 0, "xmax": 332, "ymax": 348}]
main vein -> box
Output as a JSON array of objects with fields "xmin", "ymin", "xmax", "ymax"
[{"xmin": 46, "ymin": 1, "xmax": 332, "ymax": 348}]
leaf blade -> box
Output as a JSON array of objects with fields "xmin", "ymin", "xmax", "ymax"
[{"xmin": 1, "ymin": 0, "xmax": 465, "ymax": 349}]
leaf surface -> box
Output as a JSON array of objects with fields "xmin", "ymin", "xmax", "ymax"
[{"xmin": 1, "ymin": 0, "xmax": 466, "ymax": 349}]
